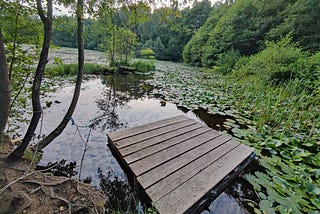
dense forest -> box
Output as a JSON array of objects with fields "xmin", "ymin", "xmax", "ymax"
[
  {"xmin": 52, "ymin": 0, "xmax": 213, "ymax": 61},
  {"xmin": 1, "ymin": 0, "xmax": 320, "ymax": 213}
]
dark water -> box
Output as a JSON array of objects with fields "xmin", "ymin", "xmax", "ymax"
[{"xmin": 37, "ymin": 74, "xmax": 257, "ymax": 213}]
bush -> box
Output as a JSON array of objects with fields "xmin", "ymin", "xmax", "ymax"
[
  {"xmin": 297, "ymin": 51, "xmax": 320, "ymax": 93},
  {"xmin": 237, "ymin": 36, "xmax": 307, "ymax": 84},
  {"xmin": 140, "ymin": 48, "xmax": 155, "ymax": 59},
  {"xmin": 213, "ymin": 49, "xmax": 240, "ymax": 74},
  {"xmin": 45, "ymin": 63, "xmax": 113, "ymax": 76},
  {"xmin": 130, "ymin": 60, "xmax": 155, "ymax": 73}
]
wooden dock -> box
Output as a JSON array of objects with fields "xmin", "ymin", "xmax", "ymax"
[{"xmin": 107, "ymin": 115, "xmax": 255, "ymax": 214}]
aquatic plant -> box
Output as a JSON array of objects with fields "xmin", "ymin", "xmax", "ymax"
[{"xmin": 148, "ymin": 61, "xmax": 320, "ymax": 213}]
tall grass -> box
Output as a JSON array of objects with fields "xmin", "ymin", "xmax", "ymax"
[{"xmin": 45, "ymin": 63, "xmax": 115, "ymax": 76}]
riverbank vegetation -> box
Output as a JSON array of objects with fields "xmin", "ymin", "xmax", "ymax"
[{"xmin": 150, "ymin": 0, "xmax": 320, "ymax": 212}]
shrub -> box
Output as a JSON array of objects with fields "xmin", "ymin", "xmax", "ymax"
[
  {"xmin": 130, "ymin": 60, "xmax": 155, "ymax": 73},
  {"xmin": 236, "ymin": 36, "xmax": 307, "ymax": 84},
  {"xmin": 45, "ymin": 63, "xmax": 112, "ymax": 76},
  {"xmin": 140, "ymin": 48, "xmax": 155, "ymax": 59},
  {"xmin": 213, "ymin": 49, "xmax": 240, "ymax": 74}
]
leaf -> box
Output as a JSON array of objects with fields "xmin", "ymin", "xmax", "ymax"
[
  {"xmin": 310, "ymin": 197, "xmax": 320, "ymax": 210},
  {"xmin": 311, "ymin": 153, "xmax": 320, "ymax": 167},
  {"xmin": 306, "ymin": 184, "xmax": 320, "ymax": 196},
  {"xmin": 276, "ymin": 205, "xmax": 292, "ymax": 214},
  {"xmin": 259, "ymin": 200, "xmax": 276, "ymax": 214}
]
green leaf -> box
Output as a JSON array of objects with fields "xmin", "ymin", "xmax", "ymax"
[
  {"xmin": 259, "ymin": 200, "xmax": 276, "ymax": 214},
  {"xmin": 310, "ymin": 197, "xmax": 320, "ymax": 210},
  {"xmin": 306, "ymin": 184, "xmax": 320, "ymax": 196}
]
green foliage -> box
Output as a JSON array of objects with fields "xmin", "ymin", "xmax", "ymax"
[
  {"xmin": 153, "ymin": 37, "xmax": 165, "ymax": 60},
  {"xmin": 140, "ymin": 48, "xmax": 155, "ymax": 59},
  {"xmin": 45, "ymin": 63, "xmax": 113, "ymax": 76},
  {"xmin": 22, "ymin": 149, "xmax": 42, "ymax": 163},
  {"xmin": 237, "ymin": 36, "xmax": 306, "ymax": 84},
  {"xmin": 184, "ymin": 0, "xmax": 320, "ymax": 67},
  {"xmin": 213, "ymin": 49, "xmax": 240, "ymax": 74},
  {"xmin": 183, "ymin": 4, "xmax": 229, "ymax": 65},
  {"xmin": 137, "ymin": 2, "xmax": 213, "ymax": 62},
  {"xmin": 268, "ymin": 0, "xmax": 320, "ymax": 53},
  {"xmin": 52, "ymin": 16, "xmax": 77, "ymax": 48},
  {"xmin": 130, "ymin": 60, "xmax": 155, "ymax": 73},
  {"xmin": 148, "ymin": 61, "xmax": 320, "ymax": 213}
]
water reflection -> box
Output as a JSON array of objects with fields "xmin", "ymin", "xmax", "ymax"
[
  {"xmin": 90, "ymin": 74, "xmax": 153, "ymax": 131},
  {"xmin": 36, "ymin": 159, "xmax": 77, "ymax": 178},
  {"xmin": 97, "ymin": 168, "xmax": 137, "ymax": 213},
  {"xmin": 37, "ymin": 73, "xmax": 257, "ymax": 214}
]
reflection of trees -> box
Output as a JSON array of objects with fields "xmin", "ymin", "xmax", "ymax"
[
  {"xmin": 97, "ymin": 168, "xmax": 136, "ymax": 213},
  {"xmin": 36, "ymin": 160, "xmax": 78, "ymax": 178},
  {"xmin": 90, "ymin": 74, "xmax": 152, "ymax": 131}
]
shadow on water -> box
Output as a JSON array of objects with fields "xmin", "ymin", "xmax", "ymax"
[{"xmin": 36, "ymin": 73, "xmax": 259, "ymax": 214}]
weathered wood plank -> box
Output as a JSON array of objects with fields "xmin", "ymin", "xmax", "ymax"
[
  {"xmin": 129, "ymin": 130, "xmax": 222, "ymax": 176},
  {"xmin": 138, "ymin": 134, "xmax": 232, "ymax": 189},
  {"xmin": 121, "ymin": 124, "xmax": 209, "ymax": 161},
  {"xmin": 107, "ymin": 115, "xmax": 256, "ymax": 214},
  {"xmin": 154, "ymin": 144, "xmax": 254, "ymax": 214},
  {"xmin": 108, "ymin": 115, "xmax": 188, "ymax": 142},
  {"xmin": 114, "ymin": 119, "xmax": 197, "ymax": 149},
  {"xmin": 145, "ymin": 139, "xmax": 239, "ymax": 202}
]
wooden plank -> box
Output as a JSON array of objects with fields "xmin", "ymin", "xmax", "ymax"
[
  {"xmin": 186, "ymin": 152, "xmax": 255, "ymax": 214},
  {"xmin": 138, "ymin": 134, "xmax": 232, "ymax": 189},
  {"xmin": 121, "ymin": 124, "xmax": 208, "ymax": 160},
  {"xmin": 145, "ymin": 139, "xmax": 239, "ymax": 201},
  {"xmin": 108, "ymin": 115, "xmax": 187, "ymax": 141},
  {"xmin": 129, "ymin": 130, "xmax": 222, "ymax": 176},
  {"xmin": 114, "ymin": 119, "xmax": 197, "ymax": 149},
  {"xmin": 154, "ymin": 144, "xmax": 254, "ymax": 214}
]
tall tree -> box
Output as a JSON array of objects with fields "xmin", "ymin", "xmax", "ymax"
[
  {"xmin": 0, "ymin": 28, "xmax": 10, "ymax": 142},
  {"xmin": 7, "ymin": 0, "xmax": 53, "ymax": 160},
  {"xmin": 35, "ymin": 0, "xmax": 84, "ymax": 151}
]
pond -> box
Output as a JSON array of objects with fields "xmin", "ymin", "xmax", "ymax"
[{"xmin": 36, "ymin": 73, "xmax": 257, "ymax": 213}]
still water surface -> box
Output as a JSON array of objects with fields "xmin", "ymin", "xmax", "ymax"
[{"xmin": 37, "ymin": 74, "xmax": 255, "ymax": 213}]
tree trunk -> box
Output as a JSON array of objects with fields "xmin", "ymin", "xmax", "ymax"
[
  {"xmin": 35, "ymin": 0, "xmax": 84, "ymax": 151},
  {"xmin": 6, "ymin": 0, "xmax": 52, "ymax": 160},
  {"xmin": 0, "ymin": 29, "xmax": 10, "ymax": 142}
]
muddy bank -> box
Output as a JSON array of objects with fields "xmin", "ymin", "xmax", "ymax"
[{"xmin": 0, "ymin": 139, "xmax": 106, "ymax": 214}]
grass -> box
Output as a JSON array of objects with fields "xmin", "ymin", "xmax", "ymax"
[{"xmin": 45, "ymin": 63, "xmax": 116, "ymax": 76}]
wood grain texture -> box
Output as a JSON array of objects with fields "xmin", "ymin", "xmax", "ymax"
[
  {"xmin": 108, "ymin": 115, "xmax": 187, "ymax": 142},
  {"xmin": 154, "ymin": 144, "xmax": 253, "ymax": 214},
  {"xmin": 129, "ymin": 130, "xmax": 221, "ymax": 176},
  {"xmin": 145, "ymin": 139, "xmax": 239, "ymax": 202},
  {"xmin": 107, "ymin": 115, "xmax": 255, "ymax": 214},
  {"xmin": 114, "ymin": 119, "xmax": 196, "ymax": 149},
  {"xmin": 122, "ymin": 124, "xmax": 209, "ymax": 162}
]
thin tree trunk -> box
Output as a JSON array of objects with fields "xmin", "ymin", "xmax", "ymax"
[
  {"xmin": 35, "ymin": 0, "xmax": 84, "ymax": 151},
  {"xmin": 0, "ymin": 28, "xmax": 10, "ymax": 142},
  {"xmin": 7, "ymin": 0, "xmax": 52, "ymax": 160},
  {"xmin": 8, "ymin": 3, "xmax": 23, "ymax": 81}
]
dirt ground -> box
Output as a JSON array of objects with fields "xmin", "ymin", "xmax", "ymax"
[{"xmin": 0, "ymin": 138, "xmax": 106, "ymax": 214}]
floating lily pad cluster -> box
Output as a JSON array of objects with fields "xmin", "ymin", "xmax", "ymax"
[{"xmin": 148, "ymin": 61, "xmax": 320, "ymax": 213}]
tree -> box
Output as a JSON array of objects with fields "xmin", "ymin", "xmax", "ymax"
[
  {"xmin": 7, "ymin": 0, "xmax": 53, "ymax": 160},
  {"xmin": 268, "ymin": 0, "xmax": 320, "ymax": 52},
  {"xmin": 183, "ymin": 3, "xmax": 228, "ymax": 65},
  {"xmin": 34, "ymin": 0, "xmax": 84, "ymax": 151},
  {"xmin": 153, "ymin": 36, "xmax": 165, "ymax": 59},
  {"xmin": 52, "ymin": 16, "xmax": 77, "ymax": 48},
  {"xmin": 0, "ymin": 28, "xmax": 10, "ymax": 142}
]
